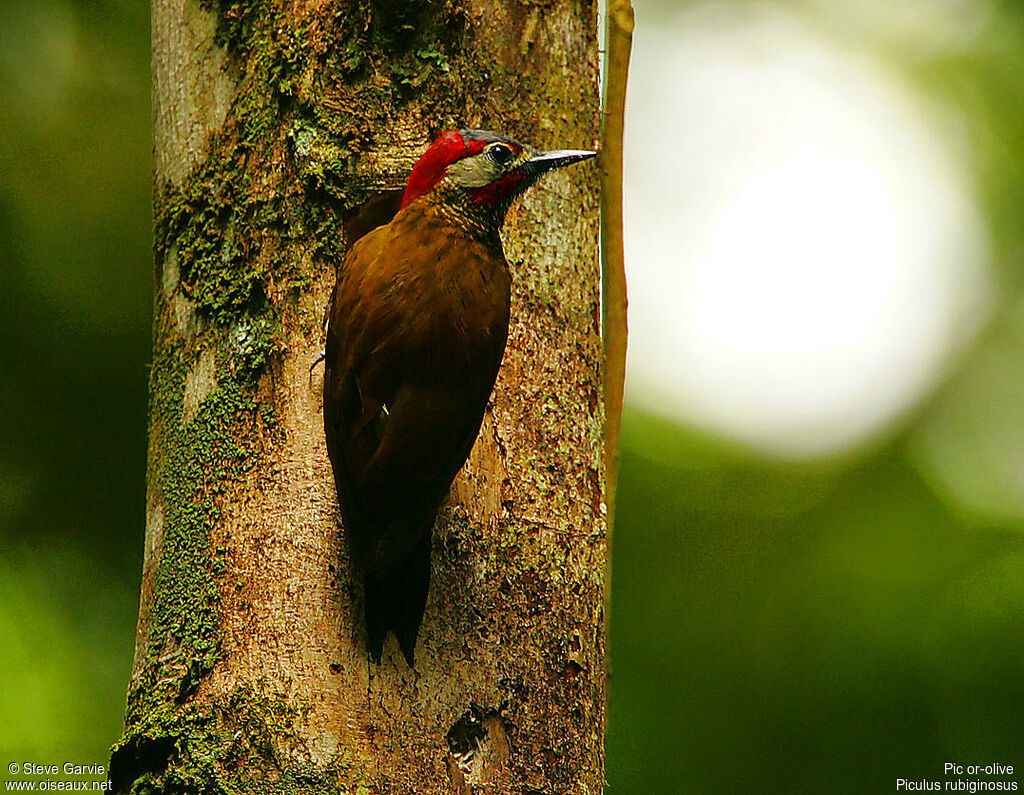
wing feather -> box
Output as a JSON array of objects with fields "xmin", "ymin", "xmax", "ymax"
[{"xmin": 324, "ymin": 204, "xmax": 510, "ymax": 572}]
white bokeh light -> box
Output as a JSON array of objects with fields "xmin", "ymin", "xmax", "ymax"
[{"xmin": 625, "ymin": 3, "xmax": 990, "ymax": 457}]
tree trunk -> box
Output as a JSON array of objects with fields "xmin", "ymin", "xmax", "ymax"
[{"xmin": 113, "ymin": 0, "xmax": 604, "ymax": 792}]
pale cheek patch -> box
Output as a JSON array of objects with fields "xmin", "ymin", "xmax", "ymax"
[{"xmin": 446, "ymin": 154, "xmax": 501, "ymax": 188}]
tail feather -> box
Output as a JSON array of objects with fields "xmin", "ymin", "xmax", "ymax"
[{"xmin": 364, "ymin": 535, "xmax": 431, "ymax": 666}]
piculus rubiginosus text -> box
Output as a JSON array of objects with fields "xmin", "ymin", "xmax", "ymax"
[{"xmin": 323, "ymin": 129, "xmax": 595, "ymax": 665}]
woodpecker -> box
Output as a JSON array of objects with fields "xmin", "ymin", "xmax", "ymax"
[{"xmin": 323, "ymin": 129, "xmax": 595, "ymax": 665}]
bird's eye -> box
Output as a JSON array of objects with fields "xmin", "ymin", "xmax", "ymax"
[{"xmin": 488, "ymin": 143, "xmax": 514, "ymax": 165}]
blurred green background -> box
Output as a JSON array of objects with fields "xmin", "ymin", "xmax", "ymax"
[{"xmin": 1, "ymin": 0, "xmax": 1022, "ymax": 791}]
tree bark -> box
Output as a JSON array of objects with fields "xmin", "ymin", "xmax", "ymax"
[{"xmin": 113, "ymin": 1, "xmax": 604, "ymax": 792}]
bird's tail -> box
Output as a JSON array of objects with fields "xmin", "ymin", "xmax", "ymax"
[{"xmin": 364, "ymin": 534, "xmax": 431, "ymax": 667}]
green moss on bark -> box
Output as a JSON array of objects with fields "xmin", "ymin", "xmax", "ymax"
[
  {"xmin": 125, "ymin": 319, "xmax": 279, "ymax": 726},
  {"xmin": 112, "ymin": 681, "xmax": 337, "ymax": 794}
]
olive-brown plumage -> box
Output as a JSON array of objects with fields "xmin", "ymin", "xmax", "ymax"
[{"xmin": 323, "ymin": 130, "xmax": 594, "ymax": 665}]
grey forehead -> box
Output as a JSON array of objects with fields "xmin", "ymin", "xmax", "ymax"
[{"xmin": 459, "ymin": 129, "xmax": 527, "ymax": 149}]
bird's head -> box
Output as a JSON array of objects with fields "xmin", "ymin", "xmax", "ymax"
[{"xmin": 400, "ymin": 129, "xmax": 596, "ymax": 215}]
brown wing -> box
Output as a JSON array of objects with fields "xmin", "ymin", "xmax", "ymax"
[
  {"xmin": 323, "ymin": 201, "xmax": 507, "ymax": 659},
  {"xmin": 322, "ymin": 203, "xmax": 510, "ymax": 662}
]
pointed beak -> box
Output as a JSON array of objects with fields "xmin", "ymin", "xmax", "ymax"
[{"xmin": 524, "ymin": 148, "xmax": 597, "ymax": 175}]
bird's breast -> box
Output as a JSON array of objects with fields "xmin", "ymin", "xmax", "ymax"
[{"xmin": 367, "ymin": 207, "xmax": 512, "ymax": 372}]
